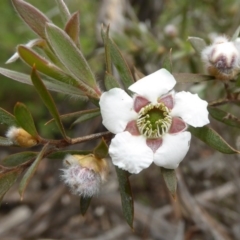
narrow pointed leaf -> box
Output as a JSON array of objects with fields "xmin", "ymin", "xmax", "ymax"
[
  {"xmin": 14, "ymin": 102, "xmax": 38, "ymax": 137},
  {"xmin": 31, "ymin": 67, "xmax": 67, "ymax": 138},
  {"xmin": 0, "ymin": 137, "xmax": 13, "ymax": 146},
  {"xmin": 102, "ymin": 28, "xmax": 134, "ymax": 93},
  {"xmin": 6, "ymin": 39, "xmax": 44, "ymax": 64},
  {"xmin": 71, "ymin": 111, "xmax": 100, "ymax": 127},
  {"xmin": 55, "ymin": 0, "xmax": 71, "ymax": 23},
  {"xmin": 80, "ymin": 196, "xmax": 92, "ymax": 215},
  {"xmin": 19, "ymin": 144, "xmax": 48, "ymax": 200},
  {"xmin": 0, "ymin": 108, "xmax": 17, "ymax": 126},
  {"xmin": 0, "ymin": 68, "xmax": 86, "ymax": 98},
  {"xmin": 189, "ymin": 126, "xmax": 240, "ymax": 154},
  {"xmin": 12, "ymin": 0, "xmax": 51, "ymax": 39},
  {"xmin": 104, "ymin": 72, "xmax": 120, "ymax": 90},
  {"xmin": 0, "ymin": 170, "xmax": 20, "ymax": 202},
  {"xmin": 45, "ymin": 108, "xmax": 100, "ymax": 125},
  {"xmin": 2, "ymin": 152, "xmax": 38, "ymax": 167},
  {"xmin": 94, "ymin": 138, "xmax": 108, "ymax": 159},
  {"xmin": 18, "ymin": 45, "xmax": 80, "ymax": 88},
  {"xmin": 115, "ymin": 167, "xmax": 134, "ymax": 228},
  {"xmin": 231, "ymin": 26, "xmax": 240, "ymax": 41},
  {"xmin": 209, "ymin": 107, "xmax": 240, "ymax": 128},
  {"xmin": 173, "ymin": 73, "xmax": 213, "ymax": 83},
  {"xmin": 65, "ymin": 11, "xmax": 80, "ymax": 48},
  {"xmin": 101, "ymin": 26, "xmax": 112, "ymax": 74},
  {"xmin": 45, "ymin": 23, "xmax": 97, "ymax": 89},
  {"xmin": 188, "ymin": 37, "xmax": 207, "ymax": 54},
  {"xmin": 161, "ymin": 168, "xmax": 177, "ymax": 199}
]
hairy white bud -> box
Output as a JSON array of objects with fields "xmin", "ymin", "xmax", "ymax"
[
  {"xmin": 6, "ymin": 126, "xmax": 37, "ymax": 147},
  {"xmin": 61, "ymin": 154, "xmax": 108, "ymax": 197},
  {"xmin": 201, "ymin": 36, "xmax": 240, "ymax": 80}
]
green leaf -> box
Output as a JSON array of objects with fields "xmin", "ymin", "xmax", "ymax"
[
  {"xmin": 173, "ymin": 73, "xmax": 213, "ymax": 83},
  {"xmin": 45, "ymin": 23, "xmax": 98, "ymax": 90},
  {"xmin": 189, "ymin": 126, "xmax": 240, "ymax": 154},
  {"xmin": 31, "ymin": 67, "xmax": 67, "ymax": 139},
  {"xmin": 115, "ymin": 167, "xmax": 134, "ymax": 228},
  {"xmin": 0, "ymin": 170, "xmax": 20, "ymax": 203},
  {"xmin": 12, "ymin": 0, "xmax": 51, "ymax": 39},
  {"xmin": 0, "ymin": 137, "xmax": 13, "ymax": 146},
  {"xmin": 48, "ymin": 150, "xmax": 92, "ymax": 159},
  {"xmin": 0, "ymin": 108, "xmax": 17, "ymax": 126},
  {"xmin": 231, "ymin": 26, "xmax": 240, "ymax": 41},
  {"xmin": 188, "ymin": 37, "xmax": 207, "ymax": 54},
  {"xmin": 160, "ymin": 168, "xmax": 177, "ymax": 199},
  {"xmin": 94, "ymin": 138, "xmax": 108, "ymax": 159},
  {"xmin": 55, "ymin": 0, "xmax": 71, "ymax": 23},
  {"xmin": 45, "ymin": 108, "xmax": 100, "ymax": 125},
  {"xmin": 14, "ymin": 102, "xmax": 38, "ymax": 137},
  {"xmin": 6, "ymin": 39, "xmax": 44, "ymax": 64},
  {"xmin": 2, "ymin": 152, "xmax": 37, "ymax": 167},
  {"xmin": 208, "ymin": 107, "xmax": 240, "ymax": 128},
  {"xmin": 65, "ymin": 11, "xmax": 80, "ymax": 48},
  {"xmin": 0, "ymin": 68, "xmax": 86, "ymax": 98},
  {"xmin": 71, "ymin": 111, "xmax": 100, "ymax": 127},
  {"xmin": 18, "ymin": 45, "xmax": 81, "ymax": 89},
  {"xmin": 19, "ymin": 144, "xmax": 48, "ymax": 200},
  {"xmin": 101, "ymin": 26, "xmax": 112, "ymax": 74},
  {"xmin": 80, "ymin": 196, "xmax": 92, "ymax": 215},
  {"xmin": 104, "ymin": 72, "xmax": 120, "ymax": 90},
  {"xmin": 102, "ymin": 28, "xmax": 134, "ymax": 93}
]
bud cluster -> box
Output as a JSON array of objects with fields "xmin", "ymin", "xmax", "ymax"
[{"xmin": 201, "ymin": 36, "xmax": 240, "ymax": 80}]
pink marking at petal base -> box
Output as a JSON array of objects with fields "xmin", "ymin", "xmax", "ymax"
[
  {"xmin": 133, "ymin": 96, "xmax": 150, "ymax": 112},
  {"xmin": 158, "ymin": 94, "xmax": 174, "ymax": 109},
  {"xmin": 146, "ymin": 138, "xmax": 163, "ymax": 153},
  {"xmin": 125, "ymin": 120, "xmax": 140, "ymax": 136},
  {"xmin": 169, "ymin": 117, "xmax": 187, "ymax": 134}
]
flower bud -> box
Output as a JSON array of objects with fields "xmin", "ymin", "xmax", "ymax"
[
  {"xmin": 6, "ymin": 126, "xmax": 38, "ymax": 147},
  {"xmin": 164, "ymin": 24, "xmax": 178, "ymax": 38},
  {"xmin": 61, "ymin": 154, "xmax": 108, "ymax": 197},
  {"xmin": 201, "ymin": 36, "xmax": 240, "ymax": 80}
]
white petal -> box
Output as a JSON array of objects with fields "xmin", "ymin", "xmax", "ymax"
[
  {"xmin": 171, "ymin": 91, "xmax": 209, "ymax": 127},
  {"xmin": 129, "ymin": 69, "xmax": 176, "ymax": 104},
  {"xmin": 99, "ymin": 88, "xmax": 137, "ymax": 134},
  {"xmin": 153, "ymin": 132, "xmax": 191, "ymax": 169},
  {"xmin": 109, "ymin": 132, "xmax": 153, "ymax": 174}
]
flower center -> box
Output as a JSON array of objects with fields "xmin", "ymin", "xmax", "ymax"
[{"xmin": 136, "ymin": 103, "xmax": 172, "ymax": 138}]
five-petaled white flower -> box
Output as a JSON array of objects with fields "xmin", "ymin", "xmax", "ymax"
[{"xmin": 100, "ymin": 69, "xmax": 209, "ymax": 174}]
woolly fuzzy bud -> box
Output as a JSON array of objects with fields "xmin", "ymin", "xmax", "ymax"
[
  {"xmin": 201, "ymin": 36, "xmax": 240, "ymax": 80},
  {"xmin": 61, "ymin": 154, "xmax": 108, "ymax": 197},
  {"xmin": 6, "ymin": 126, "xmax": 37, "ymax": 147}
]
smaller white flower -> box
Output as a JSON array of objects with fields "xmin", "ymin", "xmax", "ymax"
[
  {"xmin": 100, "ymin": 69, "xmax": 209, "ymax": 174},
  {"xmin": 201, "ymin": 36, "xmax": 240, "ymax": 80}
]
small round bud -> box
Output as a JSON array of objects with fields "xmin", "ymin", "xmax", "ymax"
[
  {"xmin": 164, "ymin": 24, "xmax": 178, "ymax": 38},
  {"xmin": 61, "ymin": 154, "xmax": 108, "ymax": 197},
  {"xmin": 6, "ymin": 126, "xmax": 38, "ymax": 147},
  {"xmin": 201, "ymin": 36, "xmax": 240, "ymax": 80}
]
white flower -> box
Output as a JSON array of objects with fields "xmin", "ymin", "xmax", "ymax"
[{"xmin": 99, "ymin": 69, "xmax": 209, "ymax": 174}]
